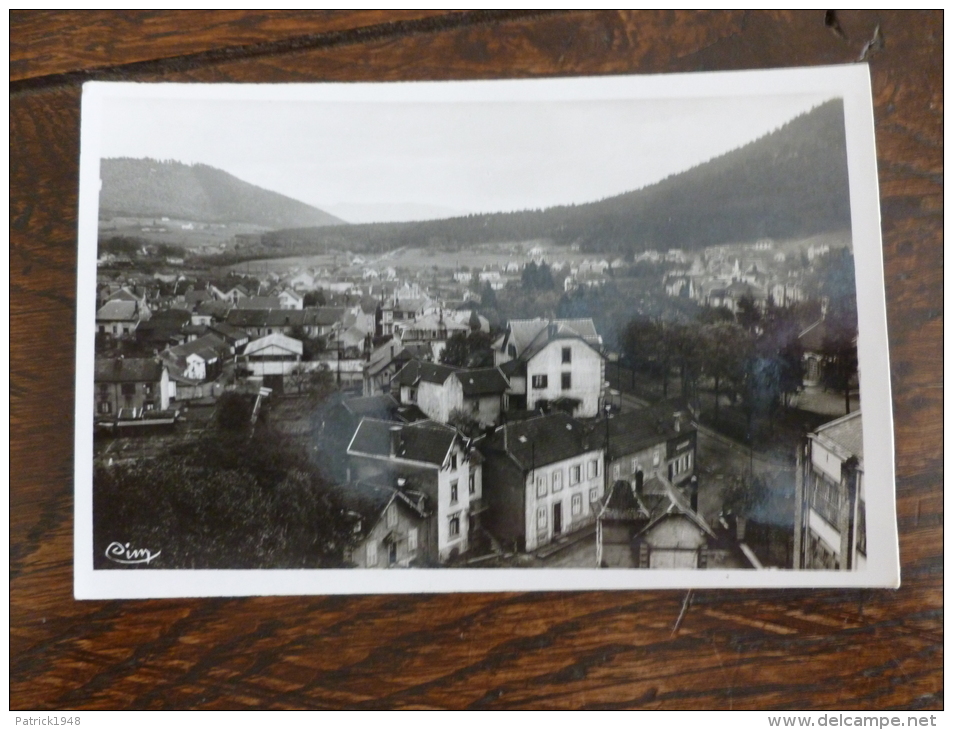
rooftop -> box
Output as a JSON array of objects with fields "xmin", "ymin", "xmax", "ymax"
[
  {"xmin": 348, "ymin": 418, "xmax": 459, "ymax": 467},
  {"xmin": 94, "ymin": 357, "xmax": 164, "ymax": 383}
]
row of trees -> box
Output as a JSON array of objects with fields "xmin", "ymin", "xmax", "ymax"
[{"xmin": 622, "ymin": 298, "xmax": 857, "ymax": 435}]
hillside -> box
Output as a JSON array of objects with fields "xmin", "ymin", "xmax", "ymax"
[
  {"xmin": 99, "ymin": 158, "xmax": 343, "ymax": 229},
  {"xmin": 265, "ymin": 98, "xmax": 851, "ymax": 256}
]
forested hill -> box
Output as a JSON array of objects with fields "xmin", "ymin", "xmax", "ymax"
[
  {"xmin": 100, "ymin": 158, "xmax": 344, "ymax": 229},
  {"xmin": 266, "ymin": 98, "xmax": 850, "ymax": 255}
]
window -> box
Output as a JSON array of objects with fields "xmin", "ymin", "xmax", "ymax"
[
  {"xmin": 536, "ymin": 474, "xmax": 547, "ymax": 498},
  {"xmin": 448, "ymin": 514, "xmax": 461, "ymax": 539},
  {"xmin": 451, "ymin": 453, "xmax": 458, "ymax": 470},
  {"xmin": 386, "ymin": 504, "xmax": 397, "ymax": 528},
  {"xmin": 552, "ymin": 470, "xmax": 563, "ymax": 493},
  {"xmin": 98, "ymin": 402, "xmax": 112, "ymax": 414},
  {"xmin": 571, "ymin": 493, "xmax": 583, "ymax": 516},
  {"xmin": 811, "ymin": 475, "xmax": 841, "ymax": 525},
  {"xmin": 450, "ymin": 481, "xmax": 458, "ymax": 504},
  {"xmin": 144, "ymin": 384, "xmax": 153, "ymax": 395},
  {"xmin": 388, "ymin": 542, "xmax": 398, "ymax": 566},
  {"xmin": 613, "ymin": 463, "xmax": 620, "ymax": 479},
  {"xmin": 561, "ymin": 372, "xmax": 572, "ymax": 390},
  {"xmin": 569, "ymin": 465, "xmax": 581, "ymax": 485},
  {"xmin": 531, "ymin": 374, "xmax": 548, "ymax": 389},
  {"xmin": 562, "ymin": 347, "xmax": 572, "ymax": 364},
  {"xmin": 366, "ymin": 541, "xmax": 378, "ymax": 567},
  {"xmin": 472, "ymin": 399, "xmax": 480, "ymax": 413},
  {"xmin": 653, "ymin": 448, "xmax": 661, "ymax": 466},
  {"xmin": 589, "ymin": 487, "xmax": 598, "ymax": 504},
  {"xmin": 631, "ymin": 458, "xmax": 640, "ymax": 474},
  {"xmin": 408, "ymin": 527, "xmax": 418, "ymax": 551},
  {"xmin": 537, "ymin": 506, "xmax": 548, "ymax": 530},
  {"xmin": 468, "ymin": 471, "xmax": 476, "ymax": 495},
  {"xmin": 587, "ymin": 459, "xmax": 599, "ymax": 479}
]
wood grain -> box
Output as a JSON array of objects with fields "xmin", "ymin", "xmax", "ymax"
[{"xmin": 10, "ymin": 10, "xmax": 942, "ymax": 710}]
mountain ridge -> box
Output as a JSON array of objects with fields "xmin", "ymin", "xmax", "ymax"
[
  {"xmin": 264, "ymin": 98, "xmax": 851, "ymax": 256},
  {"xmin": 99, "ymin": 158, "xmax": 344, "ymax": 230}
]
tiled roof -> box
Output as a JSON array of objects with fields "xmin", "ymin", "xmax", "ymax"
[
  {"xmin": 814, "ymin": 410, "xmax": 863, "ymax": 464},
  {"xmin": 392, "ymin": 360, "xmax": 458, "ymax": 387},
  {"xmin": 605, "ymin": 406, "xmax": 689, "ymax": 460},
  {"xmin": 235, "ymin": 296, "xmax": 283, "ymax": 310},
  {"xmin": 244, "ymin": 332, "xmax": 303, "ymax": 357},
  {"xmin": 497, "ymin": 318, "xmax": 602, "ymax": 363},
  {"xmin": 482, "ymin": 412, "xmax": 598, "ymax": 471},
  {"xmin": 183, "ymin": 290, "xmax": 214, "ymax": 304},
  {"xmin": 95, "ymin": 357, "xmax": 164, "ymax": 383},
  {"xmin": 208, "ymin": 322, "xmax": 249, "ymax": 342},
  {"xmin": 455, "ymin": 368, "xmax": 509, "ymax": 397},
  {"xmin": 348, "ymin": 418, "xmax": 457, "ymax": 467},
  {"xmin": 96, "ymin": 300, "xmax": 139, "ymax": 321}
]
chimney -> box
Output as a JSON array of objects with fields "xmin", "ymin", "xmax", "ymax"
[
  {"xmin": 389, "ymin": 426, "xmax": 402, "ymax": 458},
  {"xmin": 396, "ymin": 477, "xmax": 407, "ymax": 488}
]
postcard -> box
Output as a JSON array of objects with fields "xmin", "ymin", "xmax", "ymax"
[{"xmin": 74, "ymin": 64, "xmax": 898, "ymax": 597}]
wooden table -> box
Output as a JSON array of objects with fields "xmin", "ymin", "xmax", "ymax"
[{"xmin": 11, "ymin": 11, "xmax": 942, "ymax": 710}]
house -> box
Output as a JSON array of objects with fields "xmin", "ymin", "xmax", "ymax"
[
  {"xmin": 94, "ymin": 357, "xmax": 172, "ymax": 415},
  {"xmin": 159, "ymin": 333, "xmax": 231, "ymax": 383},
  {"xmin": 210, "ymin": 283, "xmax": 251, "ymax": 303},
  {"xmin": 224, "ymin": 307, "xmax": 345, "ymax": 339},
  {"xmin": 241, "ymin": 332, "xmax": 303, "ymax": 377},
  {"xmin": 135, "ymin": 308, "xmax": 192, "ymax": 350},
  {"xmin": 392, "ymin": 360, "xmax": 510, "ymax": 428},
  {"xmin": 363, "ymin": 340, "xmax": 431, "ymax": 396},
  {"xmin": 478, "ymin": 412, "xmax": 604, "ymax": 553},
  {"xmin": 96, "ymin": 300, "xmax": 143, "ymax": 338},
  {"xmin": 207, "ymin": 322, "xmax": 250, "ymax": 353},
  {"xmin": 595, "ymin": 474, "xmax": 755, "ymax": 569},
  {"xmin": 604, "ymin": 401, "xmax": 698, "ymax": 502},
  {"xmin": 341, "ymin": 481, "xmax": 436, "ymax": 568},
  {"xmin": 347, "ymin": 418, "xmax": 482, "ymax": 563},
  {"xmin": 493, "ymin": 318, "xmax": 605, "ymax": 417},
  {"xmin": 191, "ymin": 299, "xmax": 231, "ymax": 327},
  {"xmin": 105, "ymin": 286, "xmax": 152, "ymax": 319},
  {"xmin": 277, "ymin": 289, "xmax": 305, "ymax": 310},
  {"xmin": 793, "ymin": 410, "xmax": 866, "ymax": 571}
]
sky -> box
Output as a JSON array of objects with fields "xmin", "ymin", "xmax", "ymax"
[{"xmin": 99, "ymin": 90, "xmax": 833, "ymax": 224}]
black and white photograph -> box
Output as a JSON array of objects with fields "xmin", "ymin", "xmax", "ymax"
[{"xmin": 74, "ymin": 66, "xmax": 899, "ymax": 596}]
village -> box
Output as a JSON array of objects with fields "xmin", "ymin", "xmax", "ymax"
[{"xmin": 93, "ymin": 229, "xmax": 864, "ymax": 572}]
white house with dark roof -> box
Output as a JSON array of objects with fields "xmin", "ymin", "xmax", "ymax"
[
  {"xmin": 94, "ymin": 357, "xmax": 171, "ymax": 415},
  {"xmin": 96, "ymin": 300, "xmax": 143, "ymax": 337},
  {"xmin": 392, "ymin": 360, "xmax": 510, "ymax": 428},
  {"xmin": 478, "ymin": 412, "xmax": 604, "ymax": 553},
  {"xmin": 794, "ymin": 410, "xmax": 865, "ymax": 571},
  {"xmin": 347, "ymin": 418, "xmax": 482, "ymax": 562},
  {"xmin": 493, "ymin": 318, "xmax": 605, "ymax": 417}
]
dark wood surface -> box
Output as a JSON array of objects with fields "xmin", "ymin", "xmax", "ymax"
[{"xmin": 11, "ymin": 10, "xmax": 942, "ymax": 710}]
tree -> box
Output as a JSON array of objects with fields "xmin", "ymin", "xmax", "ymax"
[
  {"xmin": 303, "ymin": 290, "xmax": 326, "ymax": 307},
  {"xmin": 736, "ymin": 293, "xmax": 761, "ymax": 332},
  {"xmin": 702, "ymin": 322, "xmax": 750, "ymax": 425},
  {"xmin": 821, "ymin": 332, "xmax": 858, "ymax": 414},
  {"xmin": 440, "ymin": 330, "xmax": 493, "ymax": 367},
  {"xmin": 216, "ymin": 392, "xmax": 254, "ymax": 432},
  {"xmin": 93, "ymin": 426, "xmax": 356, "ymax": 569}
]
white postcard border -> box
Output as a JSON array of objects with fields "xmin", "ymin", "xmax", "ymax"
[{"xmin": 74, "ymin": 64, "xmax": 899, "ymax": 597}]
